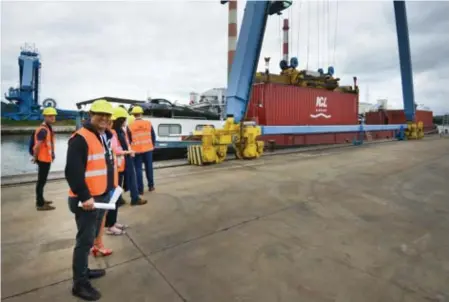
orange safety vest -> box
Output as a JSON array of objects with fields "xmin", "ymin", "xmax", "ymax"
[
  {"xmin": 110, "ymin": 129, "xmax": 125, "ymax": 173},
  {"xmin": 68, "ymin": 127, "xmax": 118, "ymax": 198},
  {"xmin": 34, "ymin": 123, "xmax": 55, "ymax": 163},
  {"xmin": 129, "ymin": 119, "xmax": 154, "ymax": 153}
]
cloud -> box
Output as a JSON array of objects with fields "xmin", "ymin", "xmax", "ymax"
[{"xmin": 1, "ymin": 0, "xmax": 448, "ymax": 115}]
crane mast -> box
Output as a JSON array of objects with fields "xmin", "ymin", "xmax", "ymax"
[{"xmin": 222, "ymin": 1, "xmax": 292, "ymax": 123}]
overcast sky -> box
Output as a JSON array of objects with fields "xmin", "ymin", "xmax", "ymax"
[{"xmin": 1, "ymin": 0, "xmax": 448, "ymax": 114}]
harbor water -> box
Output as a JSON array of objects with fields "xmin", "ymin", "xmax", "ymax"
[
  {"xmin": 1, "ymin": 133, "xmax": 185, "ymax": 177},
  {"xmin": 1, "ymin": 134, "xmax": 71, "ymax": 176}
]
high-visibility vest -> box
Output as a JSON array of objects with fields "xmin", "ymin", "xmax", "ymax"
[
  {"xmin": 34, "ymin": 123, "xmax": 55, "ymax": 163},
  {"xmin": 110, "ymin": 129, "xmax": 125, "ymax": 173},
  {"xmin": 129, "ymin": 119, "xmax": 154, "ymax": 153},
  {"xmin": 68, "ymin": 127, "xmax": 118, "ymax": 198}
]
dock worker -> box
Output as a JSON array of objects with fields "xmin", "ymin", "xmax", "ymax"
[
  {"xmin": 33, "ymin": 106, "xmax": 57, "ymax": 211},
  {"xmin": 107, "ymin": 107, "xmax": 146, "ymax": 234},
  {"xmin": 65, "ymin": 99, "xmax": 117, "ymax": 301},
  {"xmin": 129, "ymin": 105, "xmax": 156, "ymax": 194}
]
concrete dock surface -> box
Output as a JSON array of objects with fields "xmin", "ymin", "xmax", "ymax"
[{"xmin": 2, "ymin": 138, "xmax": 449, "ymax": 302}]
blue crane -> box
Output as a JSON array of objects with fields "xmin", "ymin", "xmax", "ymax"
[
  {"xmin": 223, "ymin": 0, "xmax": 416, "ymax": 135},
  {"xmin": 3, "ymin": 45, "xmax": 42, "ymax": 120},
  {"xmin": 2, "ymin": 44, "xmax": 79, "ymax": 121}
]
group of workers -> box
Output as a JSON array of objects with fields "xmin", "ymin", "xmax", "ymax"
[{"xmin": 31, "ymin": 100, "xmax": 156, "ymax": 301}]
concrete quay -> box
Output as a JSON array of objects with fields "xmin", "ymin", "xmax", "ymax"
[
  {"xmin": 1, "ymin": 139, "xmax": 394, "ymax": 186},
  {"xmin": 1, "ymin": 137, "xmax": 449, "ymax": 302}
]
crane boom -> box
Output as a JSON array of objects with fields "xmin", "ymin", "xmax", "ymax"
[{"xmin": 225, "ymin": 1, "xmax": 292, "ymax": 123}]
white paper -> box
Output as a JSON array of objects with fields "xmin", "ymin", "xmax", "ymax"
[
  {"xmin": 77, "ymin": 186, "xmax": 123, "ymax": 210},
  {"xmin": 109, "ymin": 186, "xmax": 123, "ymax": 205},
  {"xmin": 77, "ymin": 201, "xmax": 116, "ymax": 210}
]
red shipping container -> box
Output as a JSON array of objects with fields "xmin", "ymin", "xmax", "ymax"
[
  {"xmin": 365, "ymin": 111, "xmax": 389, "ymax": 125},
  {"xmin": 246, "ymin": 83, "xmax": 359, "ymax": 126},
  {"xmin": 365, "ymin": 110, "xmax": 433, "ymax": 126},
  {"xmin": 417, "ymin": 110, "xmax": 434, "ymax": 126}
]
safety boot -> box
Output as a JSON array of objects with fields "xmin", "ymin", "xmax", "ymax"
[
  {"xmin": 88, "ymin": 268, "xmax": 106, "ymax": 279},
  {"xmin": 131, "ymin": 198, "xmax": 147, "ymax": 206},
  {"xmin": 72, "ymin": 280, "xmax": 101, "ymax": 301},
  {"xmin": 36, "ymin": 203, "xmax": 55, "ymax": 211}
]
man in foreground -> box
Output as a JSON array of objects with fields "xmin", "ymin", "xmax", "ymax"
[{"xmin": 65, "ymin": 99, "xmax": 117, "ymax": 301}]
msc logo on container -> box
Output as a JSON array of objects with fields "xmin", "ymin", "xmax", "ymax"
[{"xmin": 310, "ymin": 96, "xmax": 332, "ymax": 119}]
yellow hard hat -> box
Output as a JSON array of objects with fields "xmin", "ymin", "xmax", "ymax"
[
  {"xmin": 90, "ymin": 99, "xmax": 113, "ymax": 115},
  {"xmin": 130, "ymin": 106, "xmax": 144, "ymax": 114},
  {"xmin": 127, "ymin": 115, "xmax": 135, "ymax": 125},
  {"xmin": 111, "ymin": 115, "xmax": 117, "ymax": 121},
  {"xmin": 42, "ymin": 107, "xmax": 57, "ymax": 116},
  {"xmin": 113, "ymin": 106, "xmax": 129, "ymax": 119}
]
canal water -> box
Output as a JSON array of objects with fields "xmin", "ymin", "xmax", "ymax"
[
  {"xmin": 1, "ymin": 134, "xmax": 72, "ymax": 176},
  {"xmin": 1, "ymin": 133, "xmax": 184, "ymax": 177}
]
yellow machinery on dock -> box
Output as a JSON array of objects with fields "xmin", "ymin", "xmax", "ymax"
[
  {"xmin": 406, "ymin": 121, "xmax": 424, "ymax": 140},
  {"xmin": 187, "ymin": 118, "xmax": 264, "ymax": 166},
  {"xmin": 254, "ymin": 66, "xmax": 359, "ymax": 94}
]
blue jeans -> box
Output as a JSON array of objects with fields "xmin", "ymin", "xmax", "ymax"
[
  {"xmin": 133, "ymin": 151, "xmax": 154, "ymax": 194},
  {"xmin": 123, "ymin": 156, "xmax": 140, "ymax": 203}
]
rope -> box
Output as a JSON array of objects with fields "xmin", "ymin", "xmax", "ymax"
[{"xmin": 333, "ymin": 0, "xmax": 339, "ymax": 66}]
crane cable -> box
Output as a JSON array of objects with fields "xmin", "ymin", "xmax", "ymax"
[
  {"xmin": 306, "ymin": 1, "xmax": 310, "ymax": 69},
  {"xmin": 333, "ymin": 0, "xmax": 339, "ymax": 67},
  {"xmin": 296, "ymin": 0, "xmax": 302, "ymax": 67},
  {"xmin": 289, "ymin": 3, "xmax": 292, "ymax": 60},
  {"xmin": 317, "ymin": 0, "xmax": 320, "ymax": 69},
  {"xmin": 323, "ymin": 0, "xmax": 328, "ymax": 69},
  {"xmin": 278, "ymin": 15, "xmax": 282, "ymax": 62},
  {"xmin": 320, "ymin": 0, "xmax": 327, "ymax": 69},
  {"xmin": 327, "ymin": 0, "xmax": 330, "ymax": 68}
]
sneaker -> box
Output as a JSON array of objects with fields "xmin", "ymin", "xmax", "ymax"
[
  {"xmin": 115, "ymin": 223, "xmax": 128, "ymax": 230},
  {"xmin": 72, "ymin": 281, "xmax": 101, "ymax": 301},
  {"xmin": 36, "ymin": 204, "xmax": 55, "ymax": 211}
]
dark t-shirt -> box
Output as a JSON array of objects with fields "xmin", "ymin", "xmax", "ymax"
[
  {"xmin": 36, "ymin": 123, "xmax": 53, "ymax": 141},
  {"xmin": 36, "ymin": 129, "xmax": 47, "ymax": 141}
]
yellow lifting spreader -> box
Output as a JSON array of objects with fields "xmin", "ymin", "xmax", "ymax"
[
  {"xmin": 405, "ymin": 121, "xmax": 424, "ymax": 140},
  {"xmin": 187, "ymin": 117, "xmax": 264, "ymax": 166}
]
